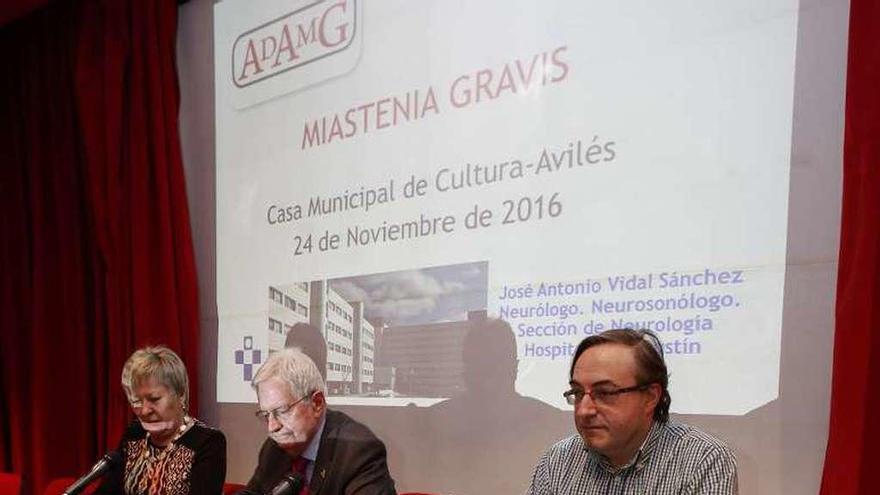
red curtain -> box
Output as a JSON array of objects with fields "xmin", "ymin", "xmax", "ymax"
[
  {"xmin": 820, "ymin": 0, "xmax": 880, "ymax": 493},
  {"xmin": 0, "ymin": 1, "xmax": 200, "ymax": 493}
]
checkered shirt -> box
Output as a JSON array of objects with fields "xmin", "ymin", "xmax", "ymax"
[{"xmin": 526, "ymin": 421, "xmax": 737, "ymax": 494}]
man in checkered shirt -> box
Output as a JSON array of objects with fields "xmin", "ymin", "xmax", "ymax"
[{"xmin": 526, "ymin": 329, "xmax": 737, "ymax": 494}]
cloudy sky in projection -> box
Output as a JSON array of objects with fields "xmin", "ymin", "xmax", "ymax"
[{"xmin": 330, "ymin": 261, "xmax": 488, "ymax": 326}]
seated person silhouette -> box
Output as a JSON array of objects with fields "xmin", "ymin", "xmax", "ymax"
[
  {"xmin": 420, "ymin": 318, "xmax": 570, "ymax": 494},
  {"xmin": 285, "ymin": 322, "xmax": 327, "ymax": 380}
]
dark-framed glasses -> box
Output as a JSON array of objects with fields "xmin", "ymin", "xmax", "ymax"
[
  {"xmin": 563, "ymin": 383, "xmax": 651, "ymax": 406},
  {"xmin": 255, "ymin": 394, "xmax": 310, "ymax": 423}
]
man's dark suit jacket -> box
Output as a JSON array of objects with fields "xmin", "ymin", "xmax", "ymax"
[{"xmin": 239, "ymin": 409, "xmax": 396, "ymax": 495}]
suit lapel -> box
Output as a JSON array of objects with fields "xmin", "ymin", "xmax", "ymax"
[
  {"xmin": 265, "ymin": 442, "xmax": 297, "ymax": 493},
  {"xmin": 309, "ymin": 410, "xmax": 341, "ymax": 495}
]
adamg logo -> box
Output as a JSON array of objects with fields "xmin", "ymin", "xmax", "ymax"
[{"xmin": 232, "ymin": 0, "xmax": 357, "ymax": 88}]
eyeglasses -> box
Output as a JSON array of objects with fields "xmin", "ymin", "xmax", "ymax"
[
  {"xmin": 563, "ymin": 383, "xmax": 651, "ymax": 406},
  {"xmin": 255, "ymin": 394, "xmax": 311, "ymax": 424}
]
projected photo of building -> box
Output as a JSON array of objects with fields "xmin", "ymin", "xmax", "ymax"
[{"xmin": 266, "ymin": 261, "xmax": 488, "ymax": 402}]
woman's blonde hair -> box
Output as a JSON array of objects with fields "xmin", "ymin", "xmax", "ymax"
[{"xmin": 121, "ymin": 345, "xmax": 189, "ymax": 409}]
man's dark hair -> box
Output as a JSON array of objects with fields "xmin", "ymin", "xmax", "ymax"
[{"xmin": 569, "ymin": 328, "xmax": 671, "ymax": 423}]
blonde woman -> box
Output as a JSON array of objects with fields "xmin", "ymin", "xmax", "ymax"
[{"xmin": 95, "ymin": 346, "xmax": 226, "ymax": 495}]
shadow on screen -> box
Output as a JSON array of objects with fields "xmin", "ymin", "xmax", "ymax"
[{"xmin": 401, "ymin": 318, "xmax": 572, "ymax": 494}]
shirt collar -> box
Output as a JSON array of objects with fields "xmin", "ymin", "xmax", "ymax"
[{"xmin": 301, "ymin": 411, "xmax": 326, "ymax": 462}]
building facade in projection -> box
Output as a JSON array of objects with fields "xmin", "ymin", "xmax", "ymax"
[
  {"xmin": 378, "ymin": 310, "xmax": 487, "ymax": 397},
  {"xmin": 267, "ymin": 281, "xmax": 377, "ymax": 395},
  {"xmin": 267, "ymin": 283, "xmax": 310, "ymax": 350}
]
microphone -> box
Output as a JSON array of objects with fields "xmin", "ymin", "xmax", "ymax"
[
  {"xmin": 63, "ymin": 450, "xmax": 123, "ymax": 495},
  {"xmin": 268, "ymin": 473, "xmax": 304, "ymax": 495}
]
